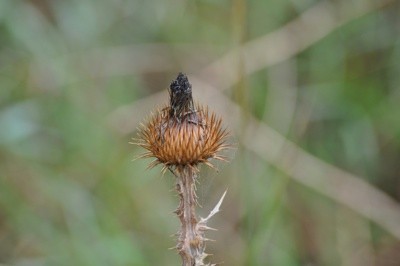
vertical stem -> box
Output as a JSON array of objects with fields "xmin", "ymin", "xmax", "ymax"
[{"xmin": 174, "ymin": 166, "xmax": 207, "ymax": 266}]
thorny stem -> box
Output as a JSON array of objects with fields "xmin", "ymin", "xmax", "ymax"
[
  {"xmin": 135, "ymin": 73, "xmax": 229, "ymax": 264},
  {"xmin": 174, "ymin": 166, "xmax": 209, "ymax": 266}
]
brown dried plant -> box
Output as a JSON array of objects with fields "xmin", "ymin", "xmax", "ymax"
[{"xmin": 132, "ymin": 73, "xmax": 230, "ymax": 265}]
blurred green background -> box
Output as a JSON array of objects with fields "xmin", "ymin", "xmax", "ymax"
[{"xmin": 1, "ymin": 0, "xmax": 400, "ymax": 265}]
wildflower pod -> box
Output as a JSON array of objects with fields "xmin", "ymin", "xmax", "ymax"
[{"xmin": 136, "ymin": 73, "xmax": 229, "ymax": 172}]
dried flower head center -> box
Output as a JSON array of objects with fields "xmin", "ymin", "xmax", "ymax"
[
  {"xmin": 168, "ymin": 72, "xmax": 195, "ymax": 121},
  {"xmin": 148, "ymin": 108, "xmax": 214, "ymax": 165},
  {"xmin": 136, "ymin": 73, "xmax": 228, "ymax": 170}
]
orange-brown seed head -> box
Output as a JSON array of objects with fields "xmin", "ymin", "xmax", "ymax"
[{"xmin": 136, "ymin": 104, "xmax": 229, "ymax": 170}]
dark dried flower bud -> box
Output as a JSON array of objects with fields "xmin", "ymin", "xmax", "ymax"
[
  {"xmin": 135, "ymin": 73, "xmax": 229, "ymax": 171},
  {"xmin": 168, "ymin": 72, "xmax": 194, "ymax": 120}
]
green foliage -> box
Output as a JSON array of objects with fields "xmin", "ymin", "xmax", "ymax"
[{"xmin": 0, "ymin": 0, "xmax": 399, "ymax": 265}]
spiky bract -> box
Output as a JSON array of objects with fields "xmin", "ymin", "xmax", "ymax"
[{"xmin": 136, "ymin": 104, "xmax": 229, "ymax": 171}]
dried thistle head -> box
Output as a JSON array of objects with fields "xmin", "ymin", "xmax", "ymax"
[{"xmin": 134, "ymin": 73, "xmax": 229, "ymax": 172}]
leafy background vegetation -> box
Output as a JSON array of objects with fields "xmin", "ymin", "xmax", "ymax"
[{"xmin": 1, "ymin": 0, "xmax": 400, "ymax": 265}]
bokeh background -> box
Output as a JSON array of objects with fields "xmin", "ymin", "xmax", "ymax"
[{"xmin": 1, "ymin": 0, "xmax": 400, "ymax": 265}]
